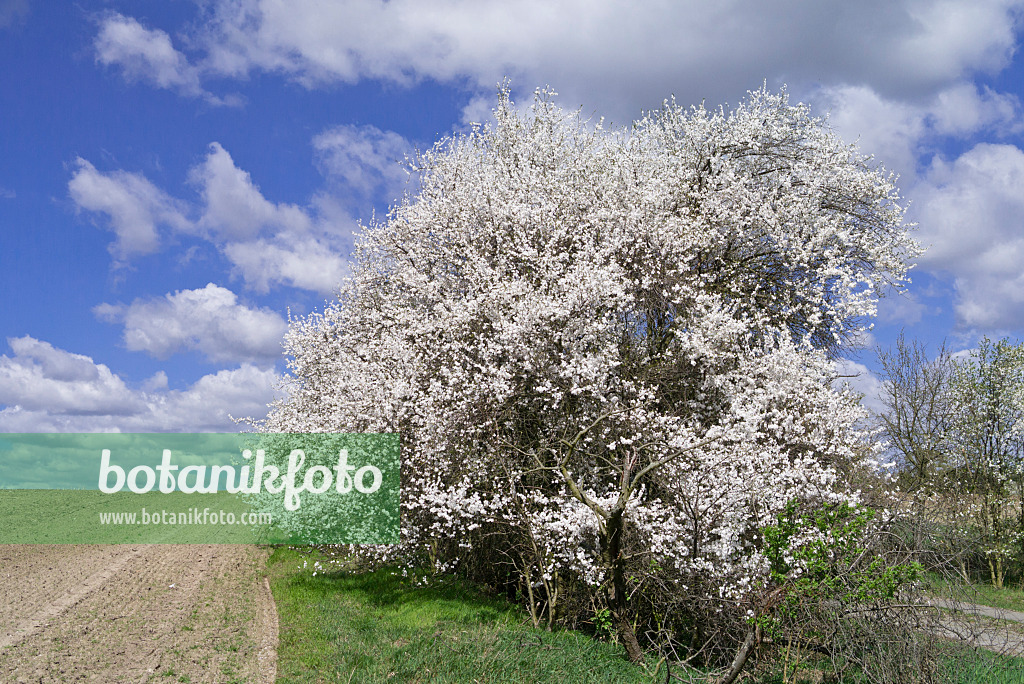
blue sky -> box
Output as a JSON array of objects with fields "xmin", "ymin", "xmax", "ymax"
[{"xmin": 1, "ymin": 0, "xmax": 1023, "ymax": 431}]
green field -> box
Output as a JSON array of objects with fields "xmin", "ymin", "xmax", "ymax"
[{"xmin": 0, "ymin": 489, "xmax": 288, "ymax": 543}]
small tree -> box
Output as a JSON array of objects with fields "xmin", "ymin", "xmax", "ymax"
[
  {"xmin": 876, "ymin": 333, "xmax": 955, "ymax": 491},
  {"xmin": 266, "ymin": 86, "xmax": 920, "ymax": 672},
  {"xmin": 946, "ymin": 337, "xmax": 1024, "ymax": 588}
]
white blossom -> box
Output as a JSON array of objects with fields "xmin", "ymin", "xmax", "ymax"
[{"xmin": 263, "ymin": 85, "xmax": 917, "ymax": 619}]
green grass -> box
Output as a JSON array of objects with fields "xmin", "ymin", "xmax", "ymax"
[
  {"xmin": 740, "ymin": 644, "xmax": 1024, "ymax": 684},
  {"xmin": 938, "ymin": 646, "xmax": 1024, "ymax": 683},
  {"xmin": 266, "ymin": 548, "xmax": 1024, "ymax": 683},
  {"xmin": 923, "ymin": 571, "xmax": 1024, "ymax": 613},
  {"xmin": 0, "ymin": 489, "xmax": 289, "ymax": 544},
  {"xmin": 266, "ymin": 547, "xmax": 667, "ymax": 683}
]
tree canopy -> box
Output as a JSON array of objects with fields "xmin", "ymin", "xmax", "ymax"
[{"xmin": 265, "ymin": 86, "xmax": 920, "ymax": 672}]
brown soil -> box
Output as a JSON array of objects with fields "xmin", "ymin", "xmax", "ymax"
[{"xmin": 0, "ymin": 544, "xmax": 277, "ymax": 683}]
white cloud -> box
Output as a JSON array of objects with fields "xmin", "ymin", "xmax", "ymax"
[
  {"xmin": 94, "ymin": 13, "xmax": 237, "ymax": 105},
  {"xmin": 845, "ymin": 329, "xmax": 877, "ymax": 352},
  {"xmin": 812, "ymin": 82, "xmax": 1021, "ymax": 181},
  {"xmin": 0, "ymin": 336, "xmax": 139, "ymax": 416},
  {"xmin": 70, "ymin": 142, "xmax": 358, "ymax": 294},
  {"xmin": 191, "ymin": 143, "xmax": 314, "ymax": 240},
  {"xmin": 913, "ymin": 142, "xmax": 1024, "ymax": 329},
  {"xmin": 142, "ymin": 370, "xmax": 168, "ymax": 391},
  {"xmin": 94, "ymin": 283, "xmax": 287, "ymax": 367},
  {"xmin": 87, "ymin": 4, "xmax": 1024, "ymax": 312},
  {"xmin": 893, "ymin": 0, "xmax": 1021, "ymax": 85},
  {"xmin": 877, "ymin": 292, "xmax": 927, "ymax": 326},
  {"xmin": 188, "ymin": 143, "xmax": 352, "ymax": 293},
  {"xmin": 158, "ymin": 0, "xmax": 1021, "ymax": 120},
  {"xmin": 95, "ymin": 14, "xmax": 202, "ymax": 95},
  {"xmin": 0, "ymin": 336, "xmax": 280, "ymax": 432},
  {"xmin": 68, "ymin": 158, "xmax": 192, "ymax": 259},
  {"xmin": 222, "ymin": 236, "xmax": 350, "ymax": 293},
  {"xmin": 142, "ymin": 364, "xmax": 280, "ymax": 431},
  {"xmin": 313, "ymin": 124, "xmax": 415, "ymax": 207},
  {"xmin": 930, "ymin": 82, "xmax": 1023, "ymax": 136},
  {"xmin": 834, "ymin": 358, "xmax": 887, "ymax": 416},
  {"xmin": 809, "ymin": 82, "xmax": 1024, "ymax": 334},
  {"xmin": 460, "ymin": 94, "xmax": 496, "ymax": 127}
]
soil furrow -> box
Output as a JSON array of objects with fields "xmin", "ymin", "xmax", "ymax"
[{"xmin": 0, "ymin": 544, "xmax": 275, "ymax": 683}]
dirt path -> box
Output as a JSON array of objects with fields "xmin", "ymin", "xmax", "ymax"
[
  {"xmin": 0, "ymin": 544, "xmax": 277, "ymax": 683},
  {"xmin": 924, "ymin": 598, "xmax": 1024, "ymax": 657},
  {"xmin": 929, "ymin": 598, "xmax": 1024, "ymax": 625}
]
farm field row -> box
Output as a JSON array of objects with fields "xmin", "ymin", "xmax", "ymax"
[{"xmin": 0, "ymin": 544, "xmax": 276, "ymax": 683}]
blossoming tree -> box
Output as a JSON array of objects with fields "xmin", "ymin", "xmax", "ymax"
[
  {"xmin": 265, "ymin": 86, "xmax": 919, "ymax": 671},
  {"xmin": 946, "ymin": 337, "xmax": 1024, "ymax": 588}
]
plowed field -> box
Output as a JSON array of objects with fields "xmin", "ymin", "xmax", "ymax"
[{"xmin": 0, "ymin": 544, "xmax": 276, "ymax": 683}]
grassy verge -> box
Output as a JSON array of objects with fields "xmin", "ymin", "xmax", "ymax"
[
  {"xmin": 266, "ymin": 547, "xmax": 666, "ymax": 683},
  {"xmin": 266, "ymin": 547, "xmax": 1024, "ymax": 683},
  {"xmin": 923, "ymin": 571, "xmax": 1024, "ymax": 613},
  {"xmin": 939, "ymin": 647, "xmax": 1024, "ymax": 684}
]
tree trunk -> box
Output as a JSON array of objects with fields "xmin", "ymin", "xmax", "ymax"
[
  {"xmin": 602, "ymin": 508, "xmax": 644, "ymax": 663},
  {"xmin": 717, "ymin": 625, "xmax": 759, "ymax": 684}
]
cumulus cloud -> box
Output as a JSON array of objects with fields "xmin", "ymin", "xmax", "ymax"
[
  {"xmin": 191, "ymin": 143, "xmax": 314, "ymax": 241},
  {"xmin": 94, "ymin": 283, "xmax": 287, "ymax": 367},
  {"xmin": 69, "ymin": 140, "xmax": 365, "ymax": 293},
  {"xmin": 78, "ymin": 0, "xmax": 1024, "ymax": 325},
  {"xmin": 95, "ymin": 14, "xmax": 201, "ymax": 93},
  {"xmin": 92, "ymin": 2, "xmax": 1024, "ymax": 249},
  {"xmin": 0, "ymin": 336, "xmax": 139, "ymax": 416},
  {"xmin": 127, "ymin": 0, "xmax": 1019, "ymax": 121},
  {"xmin": 141, "ymin": 364, "xmax": 280, "ymax": 431},
  {"xmin": 877, "ymin": 292, "xmax": 928, "ymax": 326},
  {"xmin": 930, "ymin": 82, "xmax": 1023, "ymax": 137},
  {"xmin": 912, "ymin": 142, "xmax": 1024, "ymax": 329},
  {"xmin": 807, "ymin": 83, "xmax": 1024, "ymax": 334},
  {"xmin": 0, "ymin": 336, "xmax": 280, "ymax": 432},
  {"xmin": 222, "ymin": 237, "xmax": 349, "ymax": 293},
  {"xmin": 94, "ymin": 13, "xmax": 237, "ymax": 105},
  {"xmin": 813, "ymin": 82, "xmax": 1022, "ymax": 181},
  {"xmin": 892, "ymin": 0, "xmax": 1021, "ymax": 85},
  {"xmin": 188, "ymin": 143, "xmax": 352, "ymax": 292},
  {"xmin": 834, "ymin": 358, "xmax": 886, "ymax": 416},
  {"xmin": 68, "ymin": 158, "xmax": 192, "ymax": 259},
  {"xmin": 313, "ymin": 124, "xmax": 415, "ymax": 207}
]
